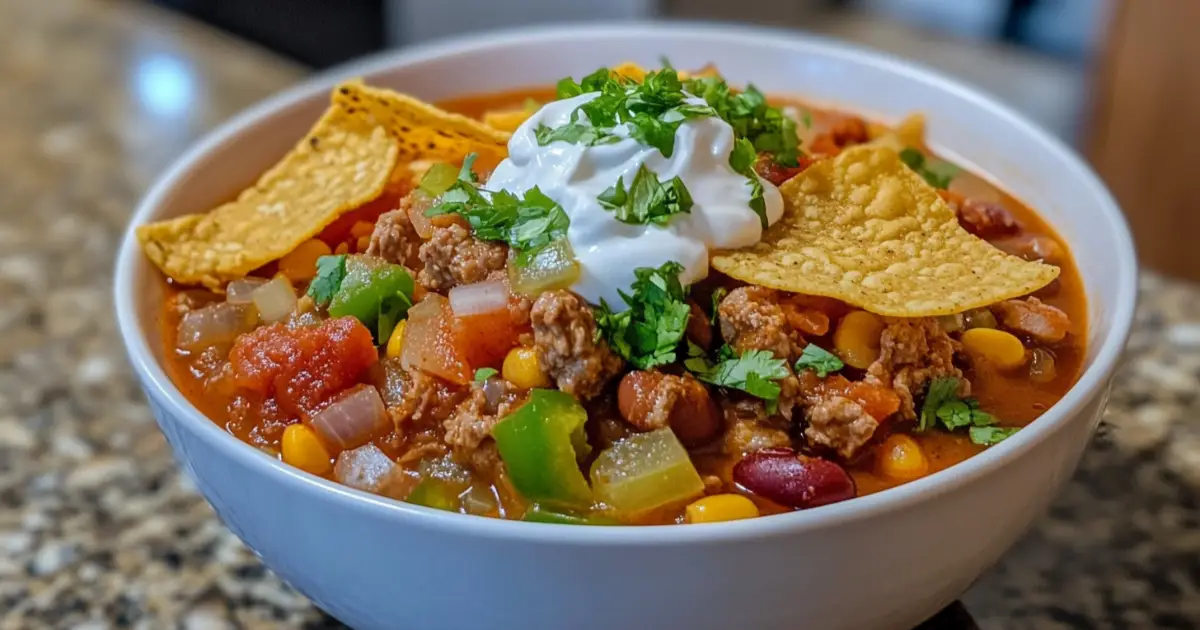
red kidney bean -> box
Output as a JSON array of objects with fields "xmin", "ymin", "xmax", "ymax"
[{"xmin": 733, "ymin": 448, "xmax": 855, "ymax": 509}]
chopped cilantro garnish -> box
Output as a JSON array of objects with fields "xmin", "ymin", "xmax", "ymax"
[
  {"xmin": 597, "ymin": 164, "xmax": 693, "ymax": 226},
  {"xmin": 683, "ymin": 77, "xmax": 800, "ymax": 167},
  {"xmin": 728, "ymin": 137, "xmax": 769, "ymax": 229},
  {"xmin": 457, "ymin": 152, "xmax": 479, "ymax": 183},
  {"xmin": 474, "ymin": 367, "xmax": 499, "ymax": 382},
  {"xmin": 685, "ymin": 342, "xmax": 790, "ymax": 407},
  {"xmin": 535, "ymin": 123, "xmax": 618, "ymax": 147},
  {"xmin": 376, "ymin": 291, "xmax": 413, "ymax": 344},
  {"xmin": 709, "ymin": 286, "xmax": 728, "ymax": 321},
  {"xmin": 794, "ymin": 344, "xmax": 844, "ymax": 378},
  {"xmin": 898, "ymin": 147, "xmax": 958, "ymax": 189},
  {"xmin": 594, "ymin": 261, "xmax": 692, "ymax": 369},
  {"xmin": 425, "ymin": 158, "xmax": 569, "ymax": 268},
  {"xmin": 306, "ymin": 254, "xmax": 347, "ymax": 306},
  {"xmin": 547, "ymin": 67, "xmax": 715, "ymax": 158},
  {"xmin": 968, "ymin": 426, "xmax": 1019, "ymax": 446},
  {"xmin": 919, "ymin": 376, "xmax": 1018, "ymax": 445}
]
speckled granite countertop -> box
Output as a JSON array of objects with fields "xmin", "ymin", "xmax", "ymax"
[{"xmin": 1, "ymin": 1, "xmax": 1198, "ymax": 629}]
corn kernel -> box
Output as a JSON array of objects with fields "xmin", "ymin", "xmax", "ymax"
[
  {"xmin": 334, "ymin": 242, "xmax": 350, "ymax": 255},
  {"xmin": 355, "ymin": 235, "xmax": 371, "ymax": 253},
  {"xmin": 877, "ymin": 434, "xmax": 929, "ymax": 481},
  {"xmin": 961, "ymin": 327, "xmax": 1026, "ymax": 370},
  {"xmin": 281, "ymin": 424, "xmax": 332, "ymax": 476},
  {"xmin": 385, "ymin": 320, "xmax": 408, "ymax": 359},
  {"xmin": 502, "ymin": 347, "xmax": 550, "ymax": 389},
  {"xmin": 833, "ymin": 310, "xmax": 884, "ymax": 369},
  {"xmin": 278, "ymin": 239, "xmax": 332, "ymax": 283},
  {"xmin": 685, "ymin": 494, "xmax": 760, "ymax": 523}
]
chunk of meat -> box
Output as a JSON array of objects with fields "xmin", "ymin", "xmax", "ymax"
[
  {"xmin": 866, "ymin": 318, "xmax": 966, "ymax": 421},
  {"xmin": 417, "ymin": 223, "xmax": 507, "ymax": 291},
  {"xmin": 991, "ymin": 296, "xmax": 1071, "ymax": 344},
  {"xmin": 616, "ymin": 371, "xmax": 721, "ymax": 446},
  {"xmin": 487, "ymin": 269, "xmax": 532, "ymax": 327},
  {"xmin": 939, "ymin": 190, "xmax": 1021, "ymax": 240},
  {"xmin": 366, "ymin": 205, "xmax": 421, "ymax": 267},
  {"xmin": 229, "ymin": 317, "xmax": 378, "ymax": 418},
  {"xmin": 809, "ymin": 116, "xmax": 869, "ymax": 156},
  {"xmin": 387, "ymin": 368, "xmax": 468, "ymax": 434},
  {"xmin": 717, "ymin": 286, "xmax": 796, "ymax": 360},
  {"xmin": 530, "ymin": 290, "xmax": 624, "ymax": 400},
  {"xmin": 803, "ymin": 396, "xmax": 878, "ymax": 459},
  {"xmin": 720, "ymin": 397, "xmax": 793, "ymax": 455},
  {"xmin": 443, "ymin": 379, "xmax": 524, "ymax": 474}
]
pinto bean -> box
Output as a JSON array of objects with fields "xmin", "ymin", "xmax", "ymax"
[
  {"xmin": 617, "ymin": 371, "xmax": 721, "ymax": 446},
  {"xmin": 733, "ymin": 447, "xmax": 855, "ymax": 509}
]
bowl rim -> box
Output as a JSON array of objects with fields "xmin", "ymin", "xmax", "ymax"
[{"xmin": 114, "ymin": 21, "xmax": 1137, "ymax": 545}]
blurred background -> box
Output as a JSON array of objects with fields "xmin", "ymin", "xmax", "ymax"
[{"xmin": 145, "ymin": 0, "xmax": 1195, "ymax": 281}]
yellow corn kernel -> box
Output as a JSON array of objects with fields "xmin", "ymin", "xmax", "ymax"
[
  {"xmin": 877, "ymin": 433, "xmax": 929, "ymax": 481},
  {"xmin": 355, "ymin": 235, "xmax": 371, "ymax": 252},
  {"xmin": 502, "ymin": 347, "xmax": 550, "ymax": 389},
  {"xmin": 385, "ymin": 320, "xmax": 408, "ymax": 359},
  {"xmin": 281, "ymin": 424, "xmax": 332, "ymax": 476},
  {"xmin": 349, "ymin": 220, "xmax": 375, "ymax": 239},
  {"xmin": 685, "ymin": 494, "xmax": 760, "ymax": 524},
  {"xmin": 833, "ymin": 310, "xmax": 885, "ymax": 369},
  {"xmin": 333, "ymin": 242, "xmax": 350, "ymax": 255},
  {"xmin": 961, "ymin": 327, "xmax": 1026, "ymax": 370},
  {"xmin": 278, "ymin": 239, "xmax": 332, "ymax": 283}
]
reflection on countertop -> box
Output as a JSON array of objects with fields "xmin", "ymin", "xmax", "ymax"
[{"xmin": 1, "ymin": 0, "xmax": 1197, "ymax": 628}]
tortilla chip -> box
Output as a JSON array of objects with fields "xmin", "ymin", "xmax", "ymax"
[
  {"xmin": 711, "ymin": 145, "xmax": 1059, "ymax": 317},
  {"xmin": 137, "ymin": 80, "xmax": 510, "ymax": 289},
  {"xmin": 611, "ymin": 62, "xmax": 720, "ymax": 82},
  {"xmin": 867, "ymin": 113, "xmax": 926, "ymax": 153}
]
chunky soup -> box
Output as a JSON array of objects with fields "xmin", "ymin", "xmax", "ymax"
[{"xmin": 148, "ymin": 65, "xmax": 1085, "ymax": 525}]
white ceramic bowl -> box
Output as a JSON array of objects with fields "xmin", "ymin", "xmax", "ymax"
[{"xmin": 115, "ymin": 23, "xmax": 1136, "ymax": 630}]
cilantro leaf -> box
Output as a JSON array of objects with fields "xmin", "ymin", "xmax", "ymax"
[
  {"xmin": 457, "ymin": 153, "xmax": 479, "ymax": 183},
  {"xmin": 728, "ymin": 137, "xmax": 769, "ymax": 229},
  {"xmin": 935, "ymin": 400, "xmax": 975, "ymax": 430},
  {"xmin": 474, "ymin": 367, "xmax": 498, "ymax": 383},
  {"xmin": 899, "ymin": 147, "xmax": 957, "ymax": 189},
  {"xmin": 426, "ymin": 182, "xmax": 569, "ymax": 268},
  {"xmin": 795, "ymin": 344, "xmax": 844, "ymax": 378},
  {"xmin": 686, "ymin": 345, "xmax": 790, "ymax": 405},
  {"xmin": 594, "ymin": 261, "xmax": 691, "ymax": 369},
  {"xmin": 535, "ymin": 123, "xmax": 618, "ymax": 147},
  {"xmin": 376, "ymin": 291, "xmax": 413, "ymax": 345},
  {"xmin": 709, "ymin": 286, "xmax": 728, "ymax": 321},
  {"xmin": 684, "ymin": 77, "xmax": 802, "ymax": 167},
  {"xmin": 306, "ymin": 255, "xmax": 347, "ymax": 306},
  {"xmin": 968, "ymin": 426, "xmax": 1019, "ymax": 446},
  {"xmin": 597, "ymin": 164, "xmax": 693, "ymax": 226},
  {"xmin": 918, "ymin": 376, "xmax": 960, "ymax": 432}
]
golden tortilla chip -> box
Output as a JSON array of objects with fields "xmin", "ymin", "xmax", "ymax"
[
  {"xmin": 712, "ymin": 145, "xmax": 1059, "ymax": 317},
  {"xmin": 866, "ymin": 113, "xmax": 926, "ymax": 153},
  {"xmin": 138, "ymin": 80, "xmax": 510, "ymax": 289}
]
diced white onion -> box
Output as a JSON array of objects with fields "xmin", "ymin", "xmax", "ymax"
[
  {"xmin": 176, "ymin": 303, "xmax": 257, "ymax": 352},
  {"xmin": 226, "ymin": 278, "xmax": 268, "ymax": 304},
  {"xmin": 251, "ymin": 276, "xmax": 298, "ymax": 323},
  {"xmin": 448, "ymin": 279, "xmax": 510, "ymax": 317},
  {"xmin": 407, "ymin": 193, "xmax": 435, "ymax": 239},
  {"xmin": 310, "ymin": 384, "xmax": 389, "ymax": 452},
  {"xmin": 333, "ymin": 443, "xmax": 398, "ymax": 493}
]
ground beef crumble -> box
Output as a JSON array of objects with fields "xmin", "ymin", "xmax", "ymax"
[
  {"xmin": 366, "ymin": 205, "xmax": 421, "ymax": 267},
  {"xmin": 991, "ymin": 296, "xmax": 1071, "ymax": 344},
  {"xmin": 417, "ymin": 223, "xmax": 507, "ymax": 291},
  {"xmin": 720, "ymin": 397, "xmax": 792, "ymax": 455},
  {"xmin": 803, "ymin": 395, "xmax": 878, "ymax": 459},
  {"xmin": 530, "ymin": 290, "xmax": 623, "ymax": 400},
  {"xmin": 867, "ymin": 317, "xmax": 966, "ymax": 421},
  {"xmin": 443, "ymin": 379, "xmax": 523, "ymax": 475},
  {"xmin": 717, "ymin": 286, "xmax": 796, "ymax": 360}
]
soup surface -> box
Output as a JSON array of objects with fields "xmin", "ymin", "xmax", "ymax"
[{"xmin": 153, "ymin": 66, "xmax": 1086, "ymax": 525}]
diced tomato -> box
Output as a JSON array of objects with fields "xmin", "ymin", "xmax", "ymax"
[
  {"xmin": 799, "ymin": 372, "xmax": 901, "ymax": 421},
  {"xmin": 452, "ymin": 309, "xmax": 524, "ymax": 371},
  {"xmin": 754, "ymin": 153, "xmax": 815, "ymax": 187},
  {"xmin": 229, "ymin": 317, "xmax": 379, "ymax": 418},
  {"xmin": 782, "ymin": 305, "xmax": 830, "ymax": 337}
]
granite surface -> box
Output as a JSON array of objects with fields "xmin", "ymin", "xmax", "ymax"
[{"xmin": 1, "ymin": 1, "xmax": 1198, "ymax": 628}]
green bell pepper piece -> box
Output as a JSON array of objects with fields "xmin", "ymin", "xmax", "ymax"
[
  {"xmin": 328, "ymin": 255, "xmax": 414, "ymax": 341},
  {"xmin": 492, "ymin": 389, "xmax": 593, "ymax": 510},
  {"xmin": 522, "ymin": 504, "xmax": 617, "ymax": 525},
  {"xmin": 407, "ymin": 477, "xmax": 462, "ymax": 512}
]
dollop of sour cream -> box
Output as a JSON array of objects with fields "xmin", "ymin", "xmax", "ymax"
[{"xmin": 487, "ymin": 93, "xmax": 784, "ymax": 308}]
